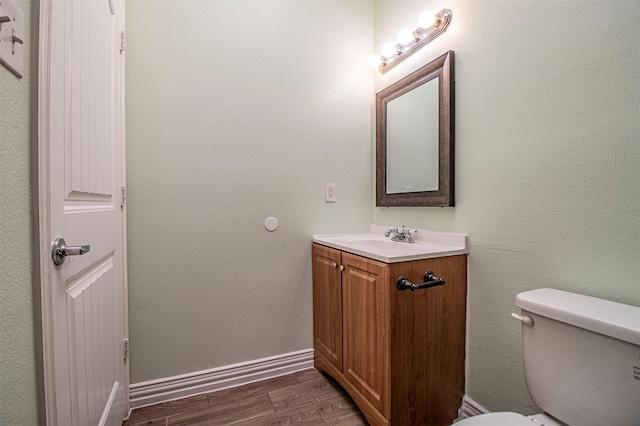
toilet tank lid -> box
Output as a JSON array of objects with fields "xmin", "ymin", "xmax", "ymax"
[{"xmin": 516, "ymin": 288, "xmax": 640, "ymax": 345}]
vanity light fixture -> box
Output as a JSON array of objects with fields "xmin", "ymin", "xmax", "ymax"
[{"xmin": 369, "ymin": 8, "xmax": 452, "ymax": 74}]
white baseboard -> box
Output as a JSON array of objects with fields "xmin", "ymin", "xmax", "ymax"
[
  {"xmin": 129, "ymin": 349, "xmax": 314, "ymax": 409},
  {"xmin": 457, "ymin": 395, "xmax": 490, "ymax": 420}
]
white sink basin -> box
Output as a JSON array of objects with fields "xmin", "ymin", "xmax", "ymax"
[
  {"xmin": 312, "ymin": 225, "xmax": 468, "ymax": 263},
  {"xmin": 346, "ymin": 239, "xmax": 418, "ymax": 252}
]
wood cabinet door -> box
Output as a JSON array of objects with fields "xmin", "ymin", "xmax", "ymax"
[
  {"xmin": 389, "ymin": 255, "xmax": 467, "ymax": 425},
  {"xmin": 341, "ymin": 253, "xmax": 390, "ymax": 418},
  {"xmin": 312, "ymin": 244, "xmax": 343, "ymax": 371}
]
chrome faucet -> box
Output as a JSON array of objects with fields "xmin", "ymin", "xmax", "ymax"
[{"xmin": 385, "ymin": 226, "xmax": 414, "ymax": 243}]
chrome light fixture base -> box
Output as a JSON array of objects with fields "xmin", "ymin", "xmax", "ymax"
[{"xmin": 379, "ymin": 9, "xmax": 452, "ymax": 74}]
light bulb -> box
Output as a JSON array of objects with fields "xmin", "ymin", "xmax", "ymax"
[
  {"xmin": 397, "ymin": 28, "xmax": 414, "ymax": 45},
  {"xmin": 368, "ymin": 54, "xmax": 382, "ymax": 69},
  {"xmin": 381, "ymin": 42, "xmax": 397, "ymax": 58},
  {"xmin": 418, "ymin": 9, "xmax": 436, "ymax": 28}
]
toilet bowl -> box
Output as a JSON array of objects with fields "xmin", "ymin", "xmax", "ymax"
[
  {"xmin": 453, "ymin": 288, "xmax": 640, "ymax": 426},
  {"xmin": 455, "ymin": 412, "xmax": 567, "ymax": 426}
]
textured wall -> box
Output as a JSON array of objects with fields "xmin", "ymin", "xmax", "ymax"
[
  {"xmin": 0, "ymin": 1, "xmax": 630, "ymax": 421},
  {"xmin": 0, "ymin": 0, "xmax": 40, "ymax": 424},
  {"xmin": 373, "ymin": 0, "xmax": 640, "ymax": 414},
  {"xmin": 126, "ymin": 0, "xmax": 374, "ymax": 383}
]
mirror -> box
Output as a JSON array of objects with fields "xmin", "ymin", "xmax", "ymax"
[{"xmin": 376, "ymin": 50, "xmax": 454, "ymax": 207}]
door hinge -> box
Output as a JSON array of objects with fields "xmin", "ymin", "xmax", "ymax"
[
  {"xmin": 120, "ymin": 185, "xmax": 127, "ymax": 208},
  {"xmin": 123, "ymin": 338, "xmax": 129, "ymax": 361},
  {"xmin": 120, "ymin": 31, "xmax": 125, "ymax": 54}
]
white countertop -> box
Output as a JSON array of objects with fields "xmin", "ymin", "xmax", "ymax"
[{"xmin": 312, "ymin": 225, "xmax": 469, "ymax": 263}]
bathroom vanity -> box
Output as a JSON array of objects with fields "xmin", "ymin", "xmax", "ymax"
[{"xmin": 312, "ymin": 226, "xmax": 468, "ymax": 426}]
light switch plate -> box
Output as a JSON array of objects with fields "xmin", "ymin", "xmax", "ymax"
[
  {"xmin": 0, "ymin": 0, "xmax": 24, "ymax": 78},
  {"xmin": 325, "ymin": 183, "xmax": 336, "ymax": 202}
]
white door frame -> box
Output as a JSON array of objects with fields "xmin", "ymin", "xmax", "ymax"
[{"xmin": 37, "ymin": 0, "xmax": 129, "ymax": 423}]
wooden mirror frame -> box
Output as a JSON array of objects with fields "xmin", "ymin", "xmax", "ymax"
[{"xmin": 376, "ymin": 50, "xmax": 454, "ymax": 207}]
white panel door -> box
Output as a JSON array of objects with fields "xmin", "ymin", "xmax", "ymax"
[{"xmin": 39, "ymin": 0, "xmax": 128, "ymax": 425}]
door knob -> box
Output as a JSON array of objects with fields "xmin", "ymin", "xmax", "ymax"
[{"xmin": 52, "ymin": 237, "xmax": 90, "ymax": 265}]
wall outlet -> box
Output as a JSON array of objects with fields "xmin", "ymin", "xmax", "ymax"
[{"xmin": 325, "ymin": 183, "xmax": 336, "ymax": 202}]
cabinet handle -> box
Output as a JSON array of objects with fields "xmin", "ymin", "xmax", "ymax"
[
  {"xmin": 397, "ymin": 271, "xmax": 445, "ymax": 292},
  {"xmin": 329, "ymin": 262, "xmax": 344, "ymax": 271}
]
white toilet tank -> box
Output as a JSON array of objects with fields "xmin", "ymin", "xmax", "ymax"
[{"xmin": 516, "ymin": 288, "xmax": 640, "ymax": 426}]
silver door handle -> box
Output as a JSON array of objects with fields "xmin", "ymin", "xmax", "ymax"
[{"xmin": 52, "ymin": 237, "xmax": 90, "ymax": 265}]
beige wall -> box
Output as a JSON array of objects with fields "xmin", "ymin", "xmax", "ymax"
[
  {"xmin": 3, "ymin": 1, "xmax": 636, "ymax": 423},
  {"xmin": 0, "ymin": 0, "xmax": 41, "ymax": 424},
  {"xmin": 373, "ymin": 0, "xmax": 639, "ymax": 414},
  {"xmin": 125, "ymin": 0, "xmax": 374, "ymax": 382}
]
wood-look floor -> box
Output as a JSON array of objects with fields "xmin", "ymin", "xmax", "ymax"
[{"xmin": 123, "ymin": 369, "xmax": 368, "ymax": 426}]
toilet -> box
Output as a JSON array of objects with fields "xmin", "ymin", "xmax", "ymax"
[{"xmin": 456, "ymin": 288, "xmax": 640, "ymax": 426}]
